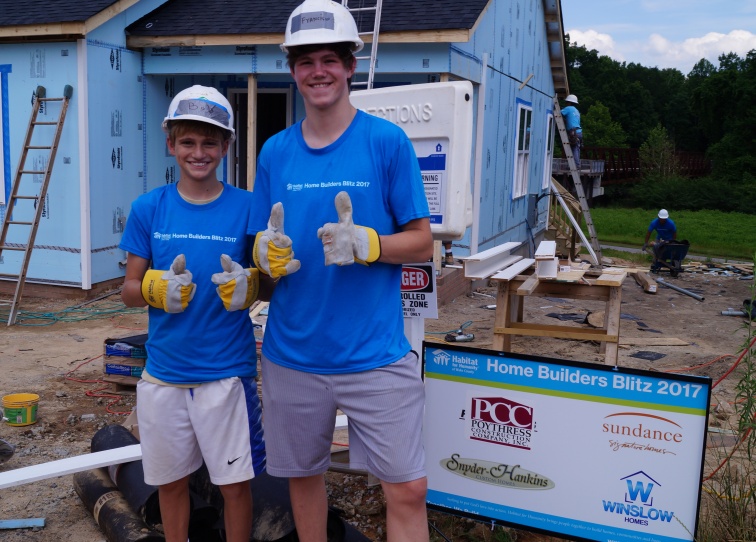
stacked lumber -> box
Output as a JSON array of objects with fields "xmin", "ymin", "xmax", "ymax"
[
  {"xmin": 684, "ymin": 261, "xmax": 753, "ymax": 277},
  {"xmin": 102, "ymin": 334, "xmax": 147, "ymax": 394}
]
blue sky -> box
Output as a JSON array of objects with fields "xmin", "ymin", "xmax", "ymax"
[{"xmin": 561, "ymin": 0, "xmax": 756, "ymax": 74}]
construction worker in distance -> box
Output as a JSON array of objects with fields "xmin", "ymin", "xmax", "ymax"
[
  {"xmin": 643, "ymin": 208, "xmax": 677, "ymax": 270},
  {"xmin": 120, "ymin": 85, "xmax": 299, "ymax": 542},
  {"xmin": 249, "ymin": 0, "xmax": 434, "ymax": 540},
  {"xmin": 562, "ymin": 94, "xmax": 583, "ymax": 170}
]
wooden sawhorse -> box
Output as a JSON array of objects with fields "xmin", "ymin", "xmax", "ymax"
[{"xmin": 490, "ymin": 274, "xmax": 623, "ymax": 365}]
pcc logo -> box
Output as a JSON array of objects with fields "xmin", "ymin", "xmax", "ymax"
[{"xmin": 469, "ymin": 396, "xmax": 534, "ymax": 449}]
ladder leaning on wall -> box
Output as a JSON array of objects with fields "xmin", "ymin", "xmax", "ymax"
[
  {"xmin": 0, "ymin": 85, "xmax": 73, "ymax": 326},
  {"xmin": 552, "ymin": 95, "xmax": 603, "ymax": 265},
  {"xmin": 344, "ymin": 0, "xmax": 383, "ymax": 90}
]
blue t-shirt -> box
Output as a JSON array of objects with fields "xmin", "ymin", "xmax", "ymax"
[
  {"xmin": 648, "ymin": 217, "xmax": 677, "ymax": 241},
  {"xmin": 562, "ymin": 105, "xmax": 582, "ymax": 133},
  {"xmin": 119, "ymin": 183, "xmax": 258, "ymax": 383},
  {"xmin": 249, "ymin": 110, "xmax": 430, "ymax": 374}
]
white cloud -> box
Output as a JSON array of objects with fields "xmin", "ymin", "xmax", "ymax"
[
  {"xmin": 567, "ymin": 29, "xmax": 625, "ymax": 62},
  {"xmin": 568, "ymin": 27, "xmax": 756, "ymax": 74},
  {"xmin": 643, "ymin": 29, "xmax": 756, "ymax": 72}
]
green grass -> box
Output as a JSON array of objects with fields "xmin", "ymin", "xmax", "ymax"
[{"xmin": 584, "ymin": 208, "xmax": 756, "ymax": 261}]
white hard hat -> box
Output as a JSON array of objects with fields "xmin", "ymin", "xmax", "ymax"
[
  {"xmin": 162, "ymin": 85, "xmax": 235, "ymax": 141},
  {"xmin": 281, "ymin": 0, "xmax": 364, "ymax": 53},
  {"xmin": 565, "ymin": 94, "xmax": 579, "ymax": 104},
  {"xmin": 658, "ymin": 209, "xmax": 669, "ymax": 219}
]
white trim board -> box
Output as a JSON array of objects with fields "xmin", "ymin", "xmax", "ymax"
[{"xmin": 0, "ymin": 444, "xmax": 142, "ymax": 490}]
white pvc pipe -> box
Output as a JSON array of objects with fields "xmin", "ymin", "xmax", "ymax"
[
  {"xmin": 550, "ymin": 179, "xmax": 598, "ymax": 265},
  {"xmin": 470, "ymin": 53, "xmax": 488, "ymax": 255},
  {"xmin": 77, "ymin": 39, "xmax": 92, "ymax": 290}
]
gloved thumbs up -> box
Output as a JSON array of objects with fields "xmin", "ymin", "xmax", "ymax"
[
  {"xmin": 141, "ymin": 254, "xmax": 197, "ymax": 313},
  {"xmin": 317, "ymin": 191, "xmax": 381, "ymax": 266},
  {"xmin": 253, "ymin": 202, "xmax": 301, "ymax": 278},
  {"xmin": 211, "ymin": 254, "xmax": 260, "ymax": 311}
]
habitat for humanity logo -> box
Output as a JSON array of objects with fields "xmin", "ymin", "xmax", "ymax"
[
  {"xmin": 468, "ymin": 396, "xmax": 534, "ymax": 450},
  {"xmin": 440, "ymin": 454, "xmax": 554, "ymax": 490},
  {"xmin": 602, "ymin": 471, "xmax": 675, "ymax": 527},
  {"xmin": 603, "ymin": 412, "xmax": 682, "ymax": 456},
  {"xmin": 430, "ymin": 349, "xmax": 450, "ymax": 366}
]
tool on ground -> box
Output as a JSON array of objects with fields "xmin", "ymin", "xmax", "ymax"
[
  {"xmin": 444, "ymin": 332, "xmax": 475, "ymax": 342},
  {"xmin": 0, "ymin": 85, "xmax": 73, "ymax": 326}
]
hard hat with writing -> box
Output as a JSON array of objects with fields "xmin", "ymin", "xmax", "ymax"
[
  {"xmin": 565, "ymin": 94, "xmax": 579, "ymax": 104},
  {"xmin": 162, "ymin": 85, "xmax": 235, "ymax": 141},
  {"xmin": 658, "ymin": 209, "xmax": 669, "ymax": 219},
  {"xmin": 281, "ymin": 0, "xmax": 364, "ymax": 53}
]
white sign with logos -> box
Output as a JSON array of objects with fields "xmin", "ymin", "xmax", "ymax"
[{"xmin": 423, "ymin": 342, "xmax": 710, "ymax": 542}]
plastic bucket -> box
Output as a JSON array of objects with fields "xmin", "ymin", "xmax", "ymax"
[{"xmin": 2, "ymin": 393, "xmax": 40, "ymax": 426}]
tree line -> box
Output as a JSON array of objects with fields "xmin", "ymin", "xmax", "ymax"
[{"xmin": 564, "ymin": 37, "xmax": 756, "ymax": 214}]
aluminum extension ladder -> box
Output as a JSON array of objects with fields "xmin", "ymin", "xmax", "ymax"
[
  {"xmin": 0, "ymin": 85, "xmax": 73, "ymax": 326},
  {"xmin": 343, "ymin": 0, "xmax": 383, "ymax": 90},
  {"xmin": 552, "ymin": 95, "xmax": 603, "ymax": 265}
]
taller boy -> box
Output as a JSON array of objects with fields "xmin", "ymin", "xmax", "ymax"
[{"xmin": 249, "ymin": 1, "xmax": 434, "ymax": 540}]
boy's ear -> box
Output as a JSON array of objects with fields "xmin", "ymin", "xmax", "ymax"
[{"xmin": 166, "ymin": 135, "xmax": 176, "ymax": 156}]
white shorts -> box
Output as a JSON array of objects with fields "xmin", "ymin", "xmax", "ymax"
[
  {"xmin": 137, "ymin": 377, "xmax": 265, "ymax": 486},
  {"xmin": 261, "ymin": 352, "xmax": 426, "ymax": 483}
]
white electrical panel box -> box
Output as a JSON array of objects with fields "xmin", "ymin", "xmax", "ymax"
[{"xmin": 350, "ymin": 81, "xmax": 474, "ymax": 240}]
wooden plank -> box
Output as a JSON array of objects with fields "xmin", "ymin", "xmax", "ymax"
[
  {"xmin": 0, "ymin": 518, "xmax": 46, "ymax": 530},
  {"xmin": 0, "ymin": 444, "xmax": 142, "ymax": 490},
  {"xmin": 619, "ymin": 337, "xmax": 689, "ymax": 346},
  {"xmin": 249, "ymin": 301, "xmax": 269, "ymax": 318},
  {"xmin": 490, "ymin": 258, "xmax": 535, "ymax": 281},
  {"xmin": 516, "ymin": 274, "xmax": 540, "ymax": 295},
  {"xmin": 633, "ymin": 271, "xmax": 657, "ymax": 294},
  {"xmin": 495, "ymin": 322, "xmax": 618, "ymax": 342},
  {"xmin": 555, "ymin": 270, "xmax": 586, "ymax": 282},
  {"xmin": 594, "ymin": 272, "xmax": 627, "ymax": 286},
  {"xmin": 534, "ymin": 240, "xmax": 556, "ymax": 260}
]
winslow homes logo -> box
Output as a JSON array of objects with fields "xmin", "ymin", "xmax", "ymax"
[
  {"xmin": 469, "ymin": 396, "xmax": 534, "ymax": 450},
  {"xmin": 441, "ymin": 454, "xmax": 555, "ymax": 490},
  {"xmin": 602, "ymin": 471, "xmax": 675, "ymax": 527}
]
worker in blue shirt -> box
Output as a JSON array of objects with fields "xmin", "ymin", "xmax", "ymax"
[
  {"xmin": 562, "ymin": 94, "xmax": 583, "ymax": 170},
  {"xmin": 643, "ymin": 209, "xmax": 677, "ymax": 270}
]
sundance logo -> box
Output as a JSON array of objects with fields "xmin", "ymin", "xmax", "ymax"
[
  {"xmin": 441, "ymin": 454, "xmax": 554, "ymax": 489},
  {"xmin": 603, "ymin": 412, "xmax": 682, "ymax": 456}
]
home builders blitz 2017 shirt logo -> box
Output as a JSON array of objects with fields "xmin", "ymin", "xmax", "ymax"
[{"xmin": 469, "ymin": 396, "xmax": 534, "ymax": 449}]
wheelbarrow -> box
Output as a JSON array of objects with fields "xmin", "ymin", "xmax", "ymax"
[{"xmin": 648, "ymin": 240, "xmax": 690, "ymax": 277}]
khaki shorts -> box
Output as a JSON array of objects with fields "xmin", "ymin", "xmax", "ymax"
[
  {"xmin": 261, "ymin": 352, "xmax": 426, "ymax": 483},
  {"xmin": 137, "ymin": 376, "xmax": 265, "ymax": 486}
]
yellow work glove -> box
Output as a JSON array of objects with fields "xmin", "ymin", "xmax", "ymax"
[
  {"xmin": 141, "ymin": 254, "xmax": 196, "ymax": 313},
  {"xmin": 317, "ymin": 191, "xmax": 381, "ymax": 266},
  {"xmin": 253, "ymin": 202, "xmax": 301, "ymax": 278},
  {"xmin": 211, "ymin": 254, "xmax": 260, "ymax": 311}
]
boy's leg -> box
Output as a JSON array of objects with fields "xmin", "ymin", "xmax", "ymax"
[
  {"xmin": 157, "ymin": 475, "xmax": 191, "ymax": 542},
  {"xmin": 382, "ymin": 478, "xmax": 429, "ymax": 542},
  {"xmin": 219, "ymin": 480, "xmax": 253, "ymax": 542},
  {"xmin": 289, "ymin": 474, "xmax": 328, "ymax": 542}
]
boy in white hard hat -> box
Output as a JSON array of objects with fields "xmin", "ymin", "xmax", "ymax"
[
  {"xmin": 643, "ymin": 209, "xmax": 677, "ymax": 270},
  {"xmin": 249, "ymin": 1, "xmax": 434, "ymax": 540},
  {"xmin": 120, "ymin": 85, "xmax": 299, "ymax": 542},
  {"xmin": 562, "ymin": 94, "xmax": 583, "ymax": 170}
]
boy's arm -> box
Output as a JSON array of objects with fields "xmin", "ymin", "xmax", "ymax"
[
  {"xmin": 121, "ymin": 253, "xmax": 150, "ymax": 307},
  {"xmin": 377, "ymin": 218, "xmax": 433, "ymax": 265}
]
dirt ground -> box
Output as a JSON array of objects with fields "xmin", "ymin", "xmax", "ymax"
[{"xmin": 0, "ymin": 258, "xmax": 753, "ymax": 541}]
